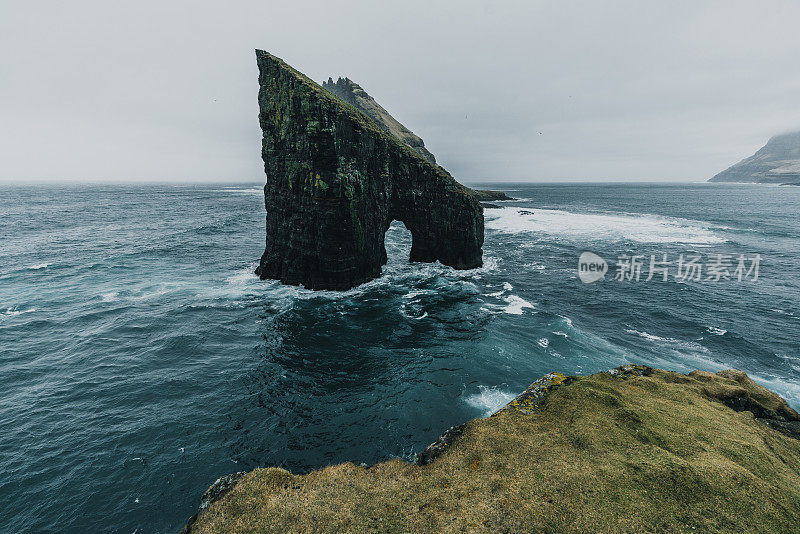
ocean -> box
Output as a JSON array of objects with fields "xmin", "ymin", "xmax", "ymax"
[{"xmin": 1, "ymin": 182, "xmax": 799, "ymax": 532}]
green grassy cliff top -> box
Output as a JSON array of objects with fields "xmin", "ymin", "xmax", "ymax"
[{"xmin": 186, "ymin": 366, "xmax": 800, "ymax": 533}]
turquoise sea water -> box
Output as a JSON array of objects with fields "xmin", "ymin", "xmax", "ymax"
[{"xmin": 1, "ymin": 182, "xmax": 799, "ymax": 532}]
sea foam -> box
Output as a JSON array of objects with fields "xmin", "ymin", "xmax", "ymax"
[
  {"xmin": 464, "ymin": 385, "xmax": 517, "ymax": 417},
  {"xmin": 484, "ymin": 207, "xmax": 726, "ymax": 245},
  {"xmin": 1, "ymin": 307, "xmax": 37, "ymax": 319}
]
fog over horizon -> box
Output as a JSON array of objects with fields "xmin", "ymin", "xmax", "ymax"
[{"xmin": 2, "ymin": 0, "xmax": 800, "ymax": 184}]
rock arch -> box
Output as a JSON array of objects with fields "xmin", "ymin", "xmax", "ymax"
[{"xmin": 254, "ymin": 50, "xmax": 483, "ymax": 290}]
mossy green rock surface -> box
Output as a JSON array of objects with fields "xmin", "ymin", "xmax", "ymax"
[
  {"xmin": 322, "ymin": 76, "xmax": 437, "ymax": 164},
  {"xmin": 254, "ymin": 51, "xmax": 484, "ymax": 290}
]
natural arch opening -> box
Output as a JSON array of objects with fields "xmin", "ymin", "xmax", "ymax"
[{"xmin": 382, "ymin": 220, "xmax": 414, "ymax": 269}]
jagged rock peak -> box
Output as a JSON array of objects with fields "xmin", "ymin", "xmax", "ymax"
[
  {"xmin": 321, "ymin": 75, "xmax": 437, "ymax": 164},
  {"xmin": 254, "ymin": 50, "xmax": 483, "ymax": 290}
]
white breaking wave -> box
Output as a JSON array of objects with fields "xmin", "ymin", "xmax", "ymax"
[
  {"xmin": 626, "ymin": 328, "xmax": 673, "ymax": 343},
  {"xmin": 187, "ymin": 264, "xmax": 266, "ymax": 302},
  {"xmin": 625, "ymin": 328, "xmax": 708, "ymax": 348},
  {"xmin": 464, "ymin": 385, "xmax": 517, "ymax": 417},
  {"xmin": 1, "ymin": 307, "xmax": 37, "ymax": 319},
  {"xmin": 27, "ymin": 263, "xmax": 49, "ymax": 270},
  {"xmin": 502, "ymin": 295, "xmax": 535, "ymax": 315},
  {"xmin": 403, "ymin": 289, "xmax": 435, "ymax": 300},
  {"xmin": 482, "ymin": 282, "xmax": 535, "ymax": 315},
  {"xmin": 100, "ymin": 292, "xmax": 119, "ymax": 302},
  {"xmin": 750, "ymin": 374, "xmax": 800, "ymax": 408},
  {"xmin": 484, "ymin": 207, "xmax": 726, "ymax": 245},
  {"xmin": 399, "ymin": 308, "xmax": 428, "ymax": 320},
  {"xmin": 270, "ymin": 255, "xmax": 499, "ymax": 304},
  {"xmin": 706, "ymin": 326, "xmax": 727, "ymax": 336},
  {"xmin": 225, "ymin": 267, "xmax": 259, "ymax": 287},
  {"xmin": 485, "ymin": 281, "xmax": 513, "ymax": 297}
]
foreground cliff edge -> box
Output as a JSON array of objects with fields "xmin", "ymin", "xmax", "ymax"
[
  {"xmin": 184, "ymin": 366, "xmax": 800, "ymax": 532},
  {"xmin": 254, "ymin": 50, "xmax": 484, "ymax": 290}
]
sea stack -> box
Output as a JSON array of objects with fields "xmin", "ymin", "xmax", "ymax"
[{"xmin": 254, "ymin": 50, "xmax": 484, "ymax": 290}]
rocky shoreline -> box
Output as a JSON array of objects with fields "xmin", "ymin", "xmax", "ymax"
[{"xmin": 182, "ymin": 365, "xmax": 800, "ymax": 532}]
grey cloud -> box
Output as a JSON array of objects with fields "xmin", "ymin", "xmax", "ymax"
[{"xmin": 1, "ymin": 0, "xmax": 799, "ymax": 183}]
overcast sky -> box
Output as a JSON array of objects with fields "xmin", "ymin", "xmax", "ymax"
[{"xmin": 2, "ymin": 0, "xmax": 799, "ymax": 183}]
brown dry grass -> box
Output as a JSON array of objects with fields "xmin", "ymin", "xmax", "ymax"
[{"xmin": 190, "ymin": 369, "xmax": 800, "ymax": 533}]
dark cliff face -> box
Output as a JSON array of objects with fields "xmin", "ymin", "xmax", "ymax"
[
  {"xmin": 710, "ymin": 131, "xmax": 800, "ymax": 183},
  {"xmin": 255, "ymin": 50, "xmax": 484, "ymax": 290},
  {"xmin": 321, "ymin": 77, "xmax": 437, "ymax": 165}
]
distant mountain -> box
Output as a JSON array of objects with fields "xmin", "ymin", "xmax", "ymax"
[
  {"xmin": 710, "ymin": 131, "xmax": 800, "ymax": 184},
  {"xmin": 322, "ymin": 77, "xmax": 437, "ymax": 164}
]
